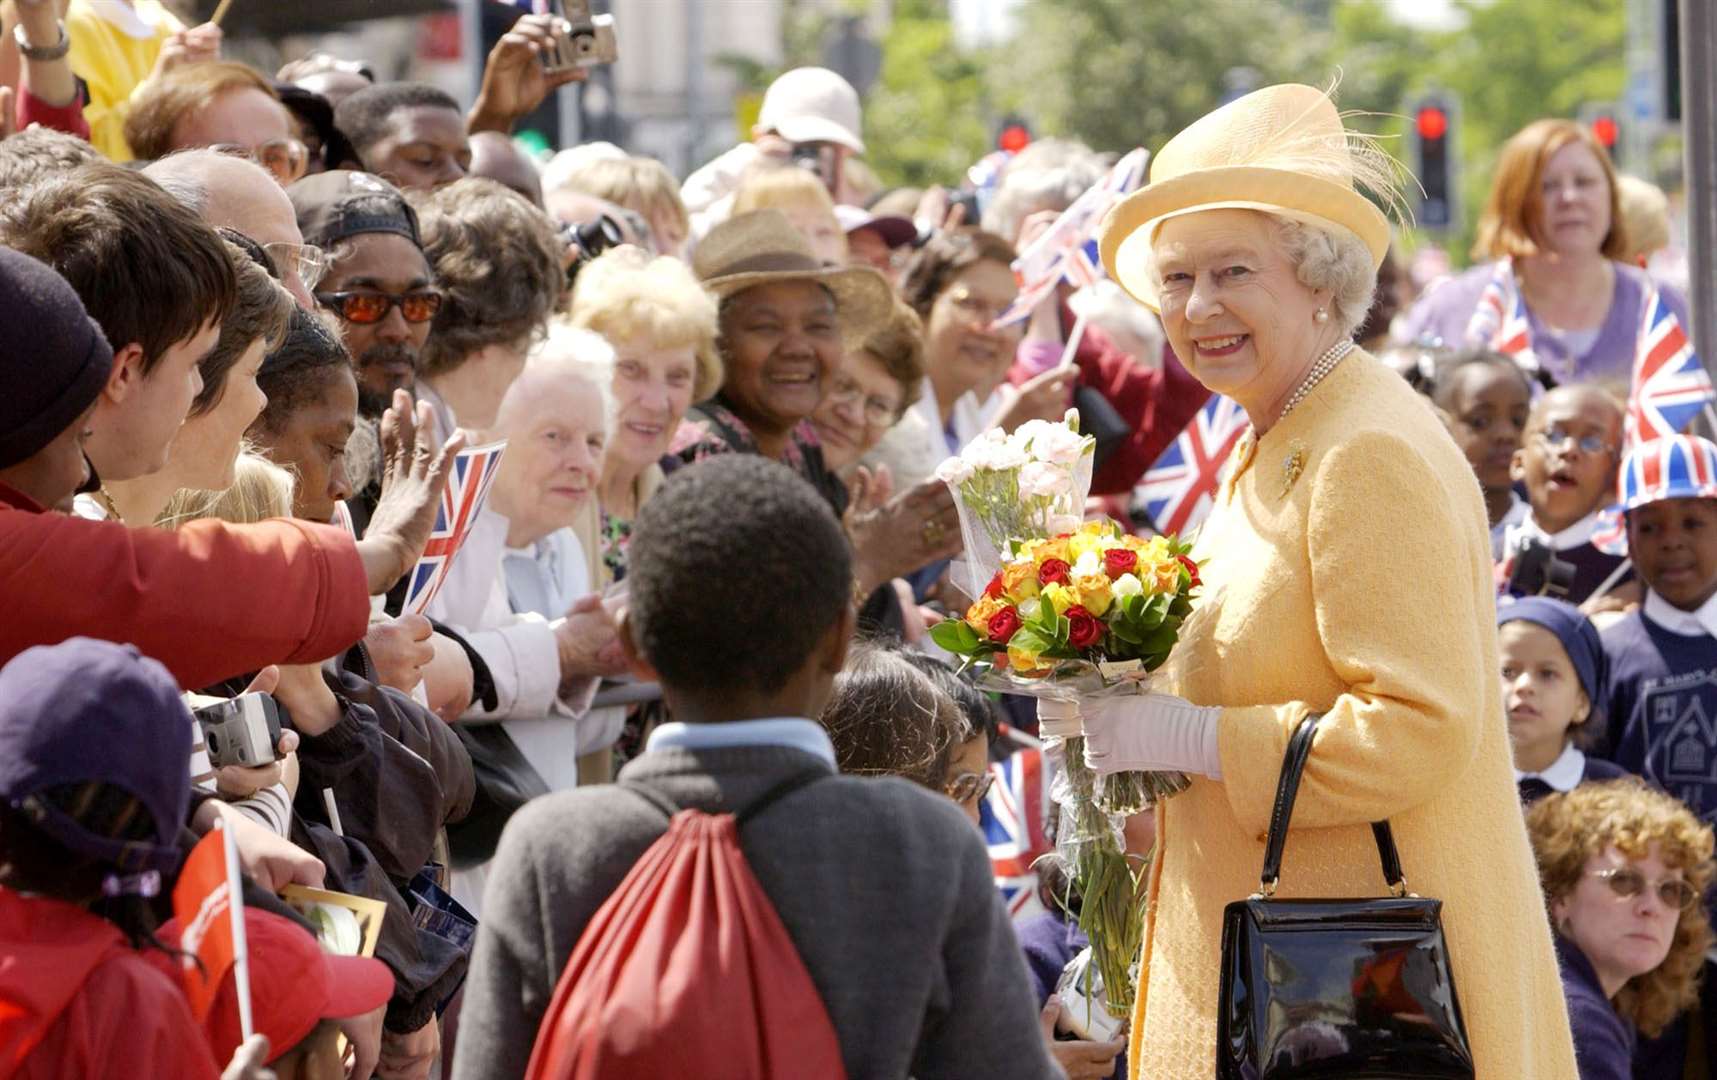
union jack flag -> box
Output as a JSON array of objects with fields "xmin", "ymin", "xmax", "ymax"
[
  {"xmin": 1135, "ymin": 394, "xmax": 1247, "ymax": 537},
  {"xmin": 1466, "ymin": 261, "xmax": 1540, "ymax": 378},
  {"xmin": 1628, "ymin": 286, "xmax": 1713, "ymax": 445},
  {"xmin": 979, "ymin": 741, "xmax": 1052, "ymax": 922},
  {"xmin": 1590, "ymin": 506, "xmax": 1628, "ymax": 557},
  {"xmin": 402, "ymin": 440, "xmax": 507, "ymax": 615},
  {"xmin": 993, "ymin": 148, "xmax": 1150, "ymax": 327}
]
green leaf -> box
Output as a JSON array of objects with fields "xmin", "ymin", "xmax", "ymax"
[
  {"xmin": 930, "ymin": 619, "xmax": 981, "ymax": 654},
  {"xmin": 1111, "ymin": 621, "xmax": 1144, "ymax": 645},
  {"xmin": 1010, "ymin": 626, "xmax": 1052, "ymax": 655},
  {"xmin": 1139, "ymin": 625, "xmax": 1180, "ymax": 653}
]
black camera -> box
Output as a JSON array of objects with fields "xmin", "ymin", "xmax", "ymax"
[
  {"xmin": 1507, "ymin": 538, "xmax": 1576, "ymax": 599},
  {"xmin": 561, "ymin": 214, "xmax": 625, "ymax": 287}
]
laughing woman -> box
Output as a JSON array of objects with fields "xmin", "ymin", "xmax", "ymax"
[
  {"xmin": 672, "ymin": 209, "xmax": 891, "ymax": 511},
  {"xmin": 1079, "ymin": 85, "xmax": 1580, "ymax": 1077}
]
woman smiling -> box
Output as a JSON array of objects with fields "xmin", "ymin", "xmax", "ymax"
[
  {"xmin": 672, "ymin": 209, "xmax": 891, "ymax": 510},
  {"xmin": 1080, "ymin": 84, "xmax": 1578, "ymax": 1075},
  {"xmin": 569, "ymin": 246, "xmax": 722, "ymax": 581}
]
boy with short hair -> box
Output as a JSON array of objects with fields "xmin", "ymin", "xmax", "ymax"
[
  {"xmin": 1500, "ymin": 383, "xmax": 1631, "ymax": 604},
  {"xmin": 1602, "ymin": 434, "xmax": 1717, "ymax": 805},
  {"xmin": 0, "ymin": 162, "xmax": 236, "ymax": 495},
  {"xmin": 1600, "ymin": 432, "xmax": 1717, "ymax": 1080},
  {"xmin": 453, "ymin": 455, "xmax": 1057, "ymax": 1079}
]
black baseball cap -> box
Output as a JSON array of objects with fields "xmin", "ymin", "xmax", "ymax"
[{"xmin": 289, "ymin": 169, "xmax": 423, "ymax": 250}]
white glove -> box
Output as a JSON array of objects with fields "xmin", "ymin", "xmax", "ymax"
[{"xmin": 1081, "ymin": 692, "xmax": 1224, "ymax": 779}]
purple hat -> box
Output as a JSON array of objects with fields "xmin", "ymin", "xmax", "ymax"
[
  {"xmin": 0, "ymin": 639, "xmax": 191, "ymax": 874},
  {"xmin": 1496, "ymin": 596, "xmax": 1607, "ymax": 709}
]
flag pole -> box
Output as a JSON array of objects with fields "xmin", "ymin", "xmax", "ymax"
[
  {"xmin": 1589, "ymin": 558, "xmax": 1634, "ymax": 602},
  {"xmin": 1057, "ymin": 309, "xmax": 1089, "ymax": 371},
  {"xmin": 216, "ymin": 820, "xmax": 254, "ymax": 1040}
]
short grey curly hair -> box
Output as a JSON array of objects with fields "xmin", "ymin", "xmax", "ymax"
[
  {"xmin": 1272, "ymin": 217, "xmax": 1377, "ymax": 337},
  {"xmin": 1144, "ymin": 210, "xmax": 1377, "ymax": 336}
]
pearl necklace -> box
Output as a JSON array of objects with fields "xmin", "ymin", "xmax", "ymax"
[{"xmin": 1279, "ymin": 339, "xmax": 1355, "ymax": 422}]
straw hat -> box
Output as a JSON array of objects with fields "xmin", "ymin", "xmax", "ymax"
[
  {"xmin": 694, "ymin": 209, "xmax": 894, "ymax": 346},
  {"xmin": 1099, "ymin": 84, "xmax": 1394, "ymax": 311}
]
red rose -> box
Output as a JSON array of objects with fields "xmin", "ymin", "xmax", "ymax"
[
  {"xmin": 984, "ymin": 572, "xmax": 1005, "ymax": 599},
  {"xmin": 1038, "ymin": 558, "xmax": 1072, "ymax": 586},
  {"xmin": 1178, "ymin": 554, "xmax": 1201, "ymax": 587},
  {"xmin": 1103, "ymin": 548, "xmax": 1138, "ymax": 579},
  {"xmin": 1065, "ymin": 604, "xmax": 1103, "ymax": 649},
  {"xmin": 987, "ymin": 607, "xmax": 1023, "ymax": 643}
]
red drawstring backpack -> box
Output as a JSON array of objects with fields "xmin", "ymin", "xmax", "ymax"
[{"xmin": 524, "ymin": 772, "xmax": 848, "ymax": 1080}]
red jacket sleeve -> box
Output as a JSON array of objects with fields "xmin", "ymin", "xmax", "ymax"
[
  {"xmin": 0, "ymin": 507, "xmax": 370, "ymax": 688},
  {"xmin": 16, "ymin": 84, "xmax": 92, "ymax": 141}
]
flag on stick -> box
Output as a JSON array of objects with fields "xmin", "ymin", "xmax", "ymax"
[
  {"xmin": 401, "ymin": 440, "xmax": 507, "ymax": 614},
  {"xmin": 172, "ymin": 822, "xmax": 252, "ymax": 1038},
  {"xmin": 1135, "ymin": 394, "xmax": 1248, "ymax": 537}
]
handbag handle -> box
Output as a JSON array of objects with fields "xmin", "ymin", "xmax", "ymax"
[{"xmin": 1257, "ymin": 713, "xmax": 1408, "ymax": 899}]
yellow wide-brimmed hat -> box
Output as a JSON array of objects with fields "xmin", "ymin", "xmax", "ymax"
[{"xmin": 1098, "ymin": 84, "xmax": 1395, "ymax": 311}]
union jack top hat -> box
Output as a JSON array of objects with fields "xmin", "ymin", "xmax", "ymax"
[{"xmin": 1619, "ymin": 434, "xmax": 1717, "ymax": 513}]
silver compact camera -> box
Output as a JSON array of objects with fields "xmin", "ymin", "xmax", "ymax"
[
  {"xmin": 545, "ymin": 0, "xmax": 618, "ymax": 70},
  {"xmin": 193, "ymin": 692, "xmax": 283, "ymax": 769}
]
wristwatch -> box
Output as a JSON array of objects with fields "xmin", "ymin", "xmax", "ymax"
[{"xmin": 13, "ymin": 19, "xmax": 71, "ymax": 62}]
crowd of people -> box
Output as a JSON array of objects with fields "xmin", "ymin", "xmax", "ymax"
[{"xmin": 0, "ymin": 2, "xmax": 1714, "ymax": 1078}]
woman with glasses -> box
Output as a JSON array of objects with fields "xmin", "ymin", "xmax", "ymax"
[
  {"xmin": 1403, "ymin": 119, "xmax": 1692, "ymax": 387},
  {"xmin": 1527, "ymin": 779, "xmax": 1715, "ymax": 1079},
  {"xmin": 122, "ymin": 60, "xmax": 309, "ymax": 185},
  {"xmin": 809, "ymin": 299, "xmax": 925, "ymax": 477}
]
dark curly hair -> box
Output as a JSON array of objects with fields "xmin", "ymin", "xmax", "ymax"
[
  {"xmin": 334, "ymin": 81, "xmax": 461, "ymax": 158},
  {"xmin": 416, "ymin": 177, "xmax": 566, "ymax": 376},
  {"xmin": 628, "ymin": 455, "xmax": 852, "ymax": 696},
  {"xmin": 254, "ymin": 306, "xmax": 352, "ymax": 433},
  {"xmin": 897, "ymin": 226, "xmax": 1015, "ymax": 321}
]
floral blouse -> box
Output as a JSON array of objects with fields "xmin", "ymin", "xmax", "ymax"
[{"xmin": 669, "ymin": 396, "xmax": 849, "ymax": 515}]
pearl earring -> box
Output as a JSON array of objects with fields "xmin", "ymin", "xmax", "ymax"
[{"xmin": 1314, "ymin": 308, "xmax": 1329, "ymax": 324}]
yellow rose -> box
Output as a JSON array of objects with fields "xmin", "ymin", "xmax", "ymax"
[
  {"xmin": 1027, "ymin": 536, "xmax": 1071, "ymax": 567},
  {"xmin": 1151, "ymin": 559, "xmax": 1183, "ymax": 593},
  {"xmin": 964, "ymin": 594, "xmax": 1007, "ymax": 634},
  {"xmin": 1007, "ymin": 641, "xmax": 1050, "ymax": 675},
  {"xmin": 1041, "ymin": 582, "xmax": 1077, "ymax": 616},
  {"xmin": 1067, "ymin": 530, "xmax": 1106, "ymax": 566},
  {"xmin": 1072, "ymin": 572, "xmax": 1113, "ymax": 617},
  {"xmin": 1002, "ymin": 558, "xmax": 1041, "ymax": 600}
]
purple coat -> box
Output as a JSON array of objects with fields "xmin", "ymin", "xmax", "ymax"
[
  {"xmin": 1554, "ymin": 933, "xmax": 1634, "ymax": 1080},
  {"xmin": 1400, "ymin": 261, "xmax": 1691, "ymax": 386}
]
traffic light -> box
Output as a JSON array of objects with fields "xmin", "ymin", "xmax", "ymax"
[
  {"xmin": 997, "ymin": 116, "xmax": 1032, "ymax": 154},
  {"xmin": 1590, "ymin": 112, "xmax": 1620, "ymax": 155},
  {"xmin": 1411, "ymin": 98, "xmax": 1455, "ymax": 230}
]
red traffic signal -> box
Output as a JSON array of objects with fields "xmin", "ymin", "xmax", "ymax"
[
  {"xmin": 1415, "ymin": 106, "xmax": 1448, "ymax": 141},
  {"xmin": 998, "ymin": 124, "xmax": 1031, "ymax": 154},
  {"xmin": 1591, "ymin": 114, "xmax": 1619, "ymax": 149}
]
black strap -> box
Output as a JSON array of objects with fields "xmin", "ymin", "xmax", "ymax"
[
  {"xmin": 621, "ymin": 769, "xmax": 827, "ymax": 828},
  {"xmin": 1259, "ymin": 713, "xmax": 1406, "ymax": 896}
]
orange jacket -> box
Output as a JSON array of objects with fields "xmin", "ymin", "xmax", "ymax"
[{"xmin": 0, "ymin": 484, "xmax": 369, "ymax": 688}]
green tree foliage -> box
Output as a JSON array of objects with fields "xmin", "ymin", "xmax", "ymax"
[{"xmin": 862, "ymin": 0, "xmax": 992, "ymax": 189}]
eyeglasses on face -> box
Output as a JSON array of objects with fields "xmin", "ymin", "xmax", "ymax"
[
  {"xmin": 1589, "ymin": 865, "xmax": 1700, "ymax": 910},
  {"xmin": 315, "ymin": 290, "xmax": 443, "ymax": 325},
  {"xmin": 827, "ymin": 375, "xmax": 900, "ymax": 427},
  {"xmin": 1536, "ymin": 426, "xmax": 1613, "ymax": 455},
  {"xmin": 944, "ymin": 770, "xmax": 995, "ymax": 805},
  {"xmin": 263, "ymin": 241, "xmax": 329, "ymax": 291},
  {"xmin": 210, "ymin": 139, "xmax": 310, "ymax": 185},
  {"xmin": 943, "ymin": 287, "xmax": 1015, "ymax": 327}
]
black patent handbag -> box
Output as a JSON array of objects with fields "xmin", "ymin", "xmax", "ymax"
[{"xmin": 1216, "ymin": 714, "xmax": 1476, "ymax": 1079}]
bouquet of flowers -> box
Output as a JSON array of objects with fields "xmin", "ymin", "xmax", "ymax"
[{"xmin": 929, "ymin": 412, "xmax": 1204, "ymax": 1021}]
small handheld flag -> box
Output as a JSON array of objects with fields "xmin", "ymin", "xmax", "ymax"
[
  {"xmin": 172, "ymin": 822, "xmax": 252, "ymax": 1038},
  {"xmin": 402, "ymin": 440, "xmax": 507, "ymax": 615},
  {"xmin": 1135, "ymin": 394, "xmax": 1248, "ymax": 537}
]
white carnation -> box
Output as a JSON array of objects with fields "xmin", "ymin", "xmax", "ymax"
[
  {"xmin": 1017, "ymin": 460, "xmax": 1065, "ymax": 499},
  {"xmin": 935, "ymin": 456, "xmax": 975, "ymax": 485},
  {"xmin": 1032, "ymin": 421, "xmax": 1089, "ymax": 466}
]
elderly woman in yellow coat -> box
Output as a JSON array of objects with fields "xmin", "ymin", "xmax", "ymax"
[{"xmin": 1081, "ymin": 85, "xmax": 1579, "ymax": 1078}]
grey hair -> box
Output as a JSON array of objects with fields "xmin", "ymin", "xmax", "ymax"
[
  {"xmin": 1271, "ymin": 217, "xmax": 1377, "ymax": 337},
  {"xmin": 1143, "ymin": 210, "xmax": 1377, "ymax": 336},
  {"xmin": 514, "ymin": 321, "xmax": 617, "ymax": 430},
  {"xmin": 981, "ymin": 138, "xmax": 1107, "ymax": 244},
  {"xmin": 146, "ymin": 165, "xmax": 210, "ymax": 216}
]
